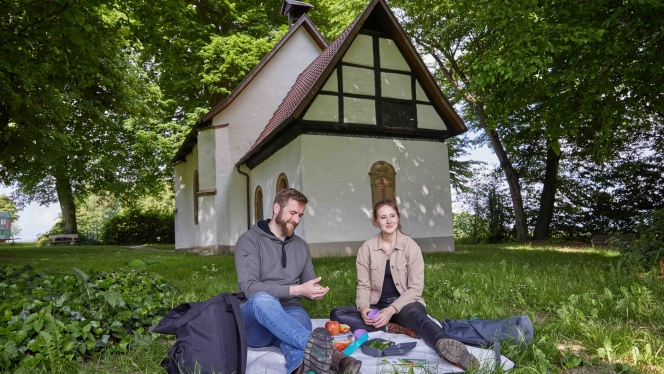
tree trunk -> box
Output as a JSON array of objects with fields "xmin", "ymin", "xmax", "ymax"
[
  {"xmin": 533, "ymin": 144, "xmax": 561, "ymax": 239},
  {"xmin": 427, "ymin": 50, "xmax": 529, "ymax": 241},
  {"xmin": 55, "ymin": 173, "xmax": 78, "ymax": 234}
]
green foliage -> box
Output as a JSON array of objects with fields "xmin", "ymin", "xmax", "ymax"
[
  {"xmin": 199, "ymin": 29, "xmax": 287, "ymax": 99},
  {"xmin": 0, "ymin": 265, "xmax": 177, "ymax": 372},
  {"xmin": 102, "ymin": 208, "xmax": 174, "ymax": 245},
  {"xmin": 619, "ymin": 209, "xmax": 664, "ymax": 273},
  {"xmin": 453, "ymin": 211, "xmax": 487, "ymax": 244}
]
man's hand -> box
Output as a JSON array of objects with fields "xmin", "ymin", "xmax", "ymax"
[{"xmin": 290, "ymin": 276, "xmax": 329, "ymax": 300}]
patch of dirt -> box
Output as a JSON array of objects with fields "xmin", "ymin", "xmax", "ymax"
[
  {"xmin": 557, "ymin": 343, "xmax": 584, "ymax": 356},
  {"xmin": 564, "ymin": 366, "xmax": 609, "ymax": 374}
]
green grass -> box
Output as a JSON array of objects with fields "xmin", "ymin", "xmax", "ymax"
[
  {"xmin": 140, "ymin": 244, "xmax": 175, "ymax": 250},
  {"xmin": 1, "ymin": 242, "xmax": 663, "ymax": 373}
]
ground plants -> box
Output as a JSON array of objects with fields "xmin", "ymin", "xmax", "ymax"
[
  {"xmin": 0, "ymin": 243, "xmax": 663, "ymax": 373},
  {"xmin": 619, "ymin": 209, "xmax": 664, "ymax": 274},
  {"xmin": 0, "ymin": 265, "xmax": 177, "ymax": 372}
]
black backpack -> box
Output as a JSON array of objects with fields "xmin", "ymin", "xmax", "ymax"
[{"xmin": 152, "ymin": 293, "xmax": 247, "ymax": 374}]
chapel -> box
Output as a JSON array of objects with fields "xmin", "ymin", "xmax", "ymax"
[{"xmin": 173, "ymin": 0, "xmax": 467, "ymax": 256}]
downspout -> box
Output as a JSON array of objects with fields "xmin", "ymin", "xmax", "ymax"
[{"xmin": 236, "ymin": 164, "xmax": 251, "ymax": 230}]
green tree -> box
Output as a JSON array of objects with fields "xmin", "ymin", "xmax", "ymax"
[
  {"xmin": 393, "ymin": 0, "xmax": 664, "ymax": 241},
  {"xmin": 0, "ymin": 0, "xmax": 174, "ymax": 233}
]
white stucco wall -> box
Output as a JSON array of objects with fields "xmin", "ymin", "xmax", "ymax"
[
  {"xmin": 248, "ymin": 137, "xmax": 304, "ymax": 236},
  {"xmin": 197, "ymin": 130, "xmax": 217, "ymax": 246},
  {"xmin": 297, "ymin": 135, "xmax": 453, "ymax": 246},
  {"xmin": 174, "ymin": 145, "xmax": 199, "ymax": 249},
  {"xmin": 211, "ymin": 26, "xmax": 323, "ymax": 163}
]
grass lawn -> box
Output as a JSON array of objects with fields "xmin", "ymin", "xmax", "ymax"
[{"xmin": 1, "ymin": 242, "xmax": 663, "ymax": 373}]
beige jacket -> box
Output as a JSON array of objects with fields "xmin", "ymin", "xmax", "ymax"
[{"xmin": 355, "ymin": 232, "xmax": 425, "ymax": 313}]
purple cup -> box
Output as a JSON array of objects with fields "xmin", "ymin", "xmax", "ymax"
[
  {"xmin": 353, "ymin": 329, "xmax": 367, "ymax": 340},
  {"xmin": 368, "ymin": 309, "xmax": 379, "ymax": 320}
]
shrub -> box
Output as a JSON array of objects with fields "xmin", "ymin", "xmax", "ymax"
[
  {"xmin": 0, "ymin": 265, "xmax": 177, "ymax": 372},
  {"xmin": 102, "ymin": 208, "xmax": 174, "ymax": 245},
  {"xmin": 618, "ymin": 209, "xmax": 664, "ymax": 273}
]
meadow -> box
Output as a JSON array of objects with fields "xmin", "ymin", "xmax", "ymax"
[{"xmin": 1, "ymin": 242, "xmax": 662, "ymax": 373}]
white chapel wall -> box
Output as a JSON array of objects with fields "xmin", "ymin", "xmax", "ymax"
[
  {"xmin": 298, "ymin": 135, "xmax": 454, "ymax": 255},
  {"xmin": 197, "ymin": 130, "xmax": 217, "ymax": 247},
  {"xmin": 174, "ymin": 145, "xmax": 199, "ymax": 249},
  {"xmin": 212, "ymin": 26, "xmax": 323, "ymax": 164},
  {"xmin": 246, "ymin": 137, "xmax": 304, "ymax": 237}
]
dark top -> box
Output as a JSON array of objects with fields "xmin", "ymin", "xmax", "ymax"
[{"xmin": 379, "ymin": 260, "xmax": 400, "ymax": 305}]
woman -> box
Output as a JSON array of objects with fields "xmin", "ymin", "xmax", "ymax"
[{"xmin": 330, "ymin": 199, "xmax": 479, "ymax": 370}]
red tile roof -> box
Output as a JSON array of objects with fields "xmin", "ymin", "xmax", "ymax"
[{"xmin": 245, "ymin": 19, "xmax": 358, "ymax": 155}]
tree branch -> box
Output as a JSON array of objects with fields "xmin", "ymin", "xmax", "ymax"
[{"xmin": 0, "ymin": 2, "xmax": 70, "ymax": 49}]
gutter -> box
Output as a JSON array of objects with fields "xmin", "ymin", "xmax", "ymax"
[{"xmin": 236, "ymin": 165, "xmax": 251, "ymax": 231}]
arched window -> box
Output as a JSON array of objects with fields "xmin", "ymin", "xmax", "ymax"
[
  {"xmin": 369, "ymin": 161, "xmax": 397, "ymax": 206},
  {"xmin": 276, "ymin": 173, "xmax": 289, "ymax": 193},
  {"xmin": 193, "ymin": 171, "xmax": 199, "ymax": 225},
  {"xmin": 254, "ymin": 186, "xmax": 264, "ymax": 222}
]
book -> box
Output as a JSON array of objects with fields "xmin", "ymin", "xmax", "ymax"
[{"xmin": 380, "ymin": 358, "xmax": 430, "ymax": 367}]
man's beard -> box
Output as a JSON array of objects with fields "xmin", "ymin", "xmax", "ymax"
[{"xmin": 275, "ymin": 209, "xmax": 297, "ymax": 236}]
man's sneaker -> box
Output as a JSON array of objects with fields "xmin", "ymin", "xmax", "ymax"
[
  {"xmin": 302, "ymin": 327, "xmax": 334, "ymax": 374},
  {"xmin": 331, "ymin": 349, "xmax": 362, "ymax": 374},
  {"xmin": 435, "ymin": 338, "xmax": 480, "ymax": 370},
  {"xmin": 385, "ymin": 322, "xmax": 421, "ymax": 339}
]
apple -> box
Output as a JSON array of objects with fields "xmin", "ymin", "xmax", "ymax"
[
  {"xmin": 339, "ymin": 324, "xmax": 350, "ymax": 333},
  {"xmin": 325, "ymin": 320, "xmax": 340, "ymax": 336}
]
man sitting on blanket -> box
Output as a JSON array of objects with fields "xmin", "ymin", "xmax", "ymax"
[{"xmin": 235, "ymin": 188, "xmax": 362, "ymax": 374}]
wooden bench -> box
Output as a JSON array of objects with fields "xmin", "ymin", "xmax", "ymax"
[
  {"xmin": 591, "ymin": 234, "xmax": 636, "ymax": 246},
  {"xmin": 48, "ymin": 234, "xmax": 79, "ymax": 246}
]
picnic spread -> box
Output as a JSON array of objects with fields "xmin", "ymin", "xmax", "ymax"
[{"xmin": 245, "ymin": 318, "xmax": 515, "ymax": 373}]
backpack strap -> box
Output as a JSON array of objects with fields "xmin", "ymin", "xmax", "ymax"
[
  {"xmin": 223, "ymin": 293, "xmax": 247, "ymax": 373},
  {"xmin": 493, "ymin": 337, "xmax": 502, "ymax": 370}
]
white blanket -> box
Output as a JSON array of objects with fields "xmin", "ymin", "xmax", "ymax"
[{"xmin": 246, "ymin": 319, "xmax": 515, "ymax": 373}]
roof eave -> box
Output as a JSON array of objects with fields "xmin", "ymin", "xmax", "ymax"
[{"xmin": 235, "ymin": 116, "xmax": 296, "ymax": 167}]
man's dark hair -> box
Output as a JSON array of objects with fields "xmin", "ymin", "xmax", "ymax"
[{"xmin": 274, "ymin": 188, "xmax": 308, "ymax": 211}]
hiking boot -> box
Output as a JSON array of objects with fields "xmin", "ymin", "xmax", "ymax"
[
  {"xmin": 435, "ymin": 338, "xmax": 480, "ymax": 370},
  {"xmin": 302, "ymin": 327, "xmax": 334, "ymax": 374},
  {"xmin": 385, "ymin": 322, "xmax": 420, "ymax": 339},
  {"xmin": 331, "ymin": 349, "xmax": 362, "ymax": 374}
]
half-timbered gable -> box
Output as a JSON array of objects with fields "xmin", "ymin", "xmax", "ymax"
[{"xmin": 173, "ymin": 0, "xmax": 467, "ymax": 256}]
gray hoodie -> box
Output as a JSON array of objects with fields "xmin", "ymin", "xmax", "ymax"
[{"xmin": 234, "ymin": 221, "xmax": 316, "ymax": 306}]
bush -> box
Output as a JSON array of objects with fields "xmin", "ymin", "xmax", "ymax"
[
  {"xmin": 0, "ymin": 265, "xmax": 177, "ymax": 372},
  {"xmin": 618, "ymin": 209, "xmax": 664, "ymax": 273},
  {"xmin": 102, "ymin": 208, "xmax": 174, "ymax": 245}
]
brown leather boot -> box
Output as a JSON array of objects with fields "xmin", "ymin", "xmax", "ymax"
[
  {"xmin": 385, "ymin": 322, "xmax": 421, "ymax": 339},
  {"xmin": 331, "ymin": 349, "xmax": 362, "ymax": 374}
]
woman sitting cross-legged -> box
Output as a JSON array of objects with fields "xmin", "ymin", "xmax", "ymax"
[{"xmin": 330, "ymin": 199, "xmax": 479, "ymax": 370}]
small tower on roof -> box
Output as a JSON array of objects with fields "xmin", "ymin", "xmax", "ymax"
[{"xmin": 281, "ymin": 0, "xmax": 314, "ymax": 28}]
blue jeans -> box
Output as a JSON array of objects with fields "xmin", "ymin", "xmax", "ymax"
[{"xmin": 241, "ymin": 292, "xmax": 313, "ymax": 373}]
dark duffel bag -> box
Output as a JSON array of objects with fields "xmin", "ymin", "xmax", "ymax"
[{"xmin": 153, "ymin": 293, "xmax": 247, "ymax": 374}]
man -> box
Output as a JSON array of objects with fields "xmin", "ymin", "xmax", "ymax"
[{"xmin": 235, "ymin": 188, "xmax": 361, "ymax": 374}]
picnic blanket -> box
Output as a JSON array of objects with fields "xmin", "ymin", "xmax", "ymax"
[{"xmin": 246, "ymin": 318, "xmax": 515, "ymax": 373}]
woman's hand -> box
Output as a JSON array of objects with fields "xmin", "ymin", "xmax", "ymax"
[
  {"xmin": 359, "ymin": 306, "xmax": 373, "ymax": 325},
  {"xmin": 372, "ymin": 306, "xmax": 397, "ymax": 328}
]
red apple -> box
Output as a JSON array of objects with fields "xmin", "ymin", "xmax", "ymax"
[
  {"xmin": 325, "ymin": 320, "xmax": 340, "ymax": 336},
  {"xmin": 339, "ymin": 324, "xmax": 350, "ymax": 333}
]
